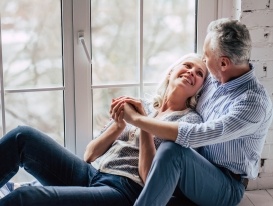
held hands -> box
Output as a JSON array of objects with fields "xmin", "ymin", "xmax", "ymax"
[
  {"xmin": 110, "ymin": 96, "xmax": 146, "ymax": 124},
  {"xmin": 110, "ymin": 98, "xmax": 126, "ymax": 129}
]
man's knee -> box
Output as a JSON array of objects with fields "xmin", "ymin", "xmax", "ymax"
[
  {"xmin": 155, "ymin": 141, "xmax": 195, "ymax": 165},
  {"xmin": 155, "ymin": 141, "xmax": 183, "ymax": 161}
]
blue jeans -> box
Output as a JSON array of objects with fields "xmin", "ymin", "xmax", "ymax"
[
  {"xmin": 134, "ymin": 141, "xmax": 245, "ymax": 206},
  {"xmin": 0, "ymin": 126, "xmax": 142, "ymax": 206}
]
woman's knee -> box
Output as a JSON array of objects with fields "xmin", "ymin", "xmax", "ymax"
[
  {"xmin": 1, "ymin": 186, "xmax": 33, "ymax": 205},
  {"xmin": 13, "ymin": 125, "xmax": 45, "ymax": 142},
  {"xmin": 16, "ymin": 125, "xmax": 37, "ymax": 134},
  {"xmin": 7, "ymin": 125, "xmax": 36, "ymax": 138},
  {"xmin": 4, "ymin": 126, "xmax": 48, "ymax": 152}
]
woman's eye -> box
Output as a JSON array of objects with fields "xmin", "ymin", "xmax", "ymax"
[
  {"xmin": 183, "ymin": 64, "xmax": 190, "ymax": 68},
  {"xmin": 197, "ymin": 71, "xmax": 204, "ymax": 77}
]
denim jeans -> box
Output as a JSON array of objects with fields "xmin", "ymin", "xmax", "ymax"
[
  {"xmin": 0, "ymin": 126, "xmax": 142, "ymax": 206},
  {"xmin": 134, "ymin": 141, "xmax": 245, "ymax": 206}
]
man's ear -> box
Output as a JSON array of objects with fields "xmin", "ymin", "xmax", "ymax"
[{"xmin": 220, "ymin": 56, "xmax": 231, "ymax": 71}]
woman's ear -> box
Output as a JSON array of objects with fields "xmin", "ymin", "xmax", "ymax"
[{"xmin": 167, "ymin": 69, "xmax": 173, "ymax": 79}]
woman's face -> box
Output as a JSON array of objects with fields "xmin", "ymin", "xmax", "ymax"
[{"xmin": 168, "ymin": 57, "xmax": 207, "ymax": 98}]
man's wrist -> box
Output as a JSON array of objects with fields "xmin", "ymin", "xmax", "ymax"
[{"xmin": 132, "ymin": 113, "xmax": 144, "ymax": 128}]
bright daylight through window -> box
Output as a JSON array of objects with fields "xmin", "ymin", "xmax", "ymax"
[
  {"xmin": 91, "ymin": 0, "xmax": 196, "ymax": 136},
  {"xmin": 0, "ymin": 0, "xmax": 196, "ymax": 182}
]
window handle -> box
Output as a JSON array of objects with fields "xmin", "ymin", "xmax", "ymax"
[{"xmin": 78, "ymin": 31, "xmax": 92, "ymax": 64}]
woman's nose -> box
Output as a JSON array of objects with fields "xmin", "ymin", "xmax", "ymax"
[{"xmin": 187, "ymin": 70, "xmax": 194, "ymax": 76}]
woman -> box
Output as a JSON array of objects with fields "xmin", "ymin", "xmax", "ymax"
[{"xmin": 0, "ymin": 53, "xmax": 207, "ymax": 206}]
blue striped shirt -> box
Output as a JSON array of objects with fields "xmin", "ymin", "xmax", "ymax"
[{"xmin": 176, "ymin": 64, "xmax": 273, "ymax": 179}]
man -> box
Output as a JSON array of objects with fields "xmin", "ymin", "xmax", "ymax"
[{"xmin": 112, "ymin": 18, "xmax": 273, "ymax": 205}]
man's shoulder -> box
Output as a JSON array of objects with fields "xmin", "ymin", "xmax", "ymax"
[{"xmin": 234, "ymin": 78, "xmax": 271, "ymax": 102}]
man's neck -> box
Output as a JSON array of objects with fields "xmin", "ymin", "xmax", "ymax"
[{"xmin": 220, "ymin": 63, "xmax": 250, "ymax": 83}]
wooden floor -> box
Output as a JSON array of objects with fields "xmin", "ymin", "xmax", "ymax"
[{"xmin": 239, "ymin": 189, "xmax": 273, "ymax": 206}]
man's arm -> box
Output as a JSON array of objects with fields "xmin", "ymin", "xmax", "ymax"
[
  {"xmin": 122, "ymin": 96, "xmax": 269, "ymax": 148},
  {"xmin": 121, "ymin": 102, "xmax": 179, "ymax": 141}
]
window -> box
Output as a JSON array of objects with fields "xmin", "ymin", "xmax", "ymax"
[
  {"xmin": 0, "ymin": 0, "xmax": 63, "ymax": 181},
  {"xmin": 0, "ymin": 0, "xmax": 63, "ymax": 142},
  {"xmin": 0, "ymin": 0, "xmax": 217, "ymax": 182},
  {"xmin": 67, "ymin": 0, "xmax": 219, "ymax": 157},
  {"xmin": 91, "ymin": 0, "xmax": 197, "ymax": 137}
]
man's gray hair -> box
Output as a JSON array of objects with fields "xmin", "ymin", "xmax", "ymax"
[{"xmin": 207, "ymin": 18, "xmax": 252, "ymax": 64}]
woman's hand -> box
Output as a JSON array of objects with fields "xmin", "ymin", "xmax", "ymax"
[
  {"xmin": 111, "ymin": 96, "xmax": 146, "ymax": 114},
  {"xmin": 110, "ymin": 96, "xmax": 146, "ymax": 124},
  {"xmin": 111, "ymin": 98, "xmax": 126, "ymax": 129}
]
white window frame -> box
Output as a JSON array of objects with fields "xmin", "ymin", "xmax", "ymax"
[
  {"xmin": 62, "ymin": 0, "xmax": 92, "ymax": 157},
  {"xmin": 197, "ymin": 0, "xmax": 241, "ymax": 53}
]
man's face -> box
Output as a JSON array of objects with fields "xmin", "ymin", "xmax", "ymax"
[{"xmin": 202, "ymin": 34, "xmax": 221, "ymax": 80}]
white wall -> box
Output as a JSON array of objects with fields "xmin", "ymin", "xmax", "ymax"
[{"xmin": 240, "ymin": 0, "xmax": 273, "ymax": 190}]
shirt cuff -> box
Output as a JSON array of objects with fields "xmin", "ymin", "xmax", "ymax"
[{"xmin": 175, "ymin": 122, "xmax": 194, "ymax": 147}]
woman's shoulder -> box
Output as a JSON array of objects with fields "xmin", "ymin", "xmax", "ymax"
[
  {"xmin": 179, "ymin": 109, "xmax": 203, "ymax": 124},
  {"xmin": 141, "ymin": 98, "xmax": 155, "ymax": 114},
  {"xmin": 160, "ymin": 108, "xmax": 202, "ymax": 124}
]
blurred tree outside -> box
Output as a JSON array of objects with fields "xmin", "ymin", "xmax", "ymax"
[
  {"xmin": 0, "ymin": 0, "xmax": 63, "ymax": 143},
  {"xmin": 0, "ymin": 0, "xmax": 63, "ymax": 182},
  {"xmin": 91, "ymin": 0, "xmax": 195, "ymax": 135}
]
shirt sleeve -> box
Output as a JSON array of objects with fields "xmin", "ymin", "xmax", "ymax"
[{"xmin": 176, "ymin": 91, "xmax": 271, "ymax": 148}]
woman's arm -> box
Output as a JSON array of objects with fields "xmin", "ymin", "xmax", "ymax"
[
  {"xmin": 138, "ymin": 129, "xmax": 156, "ymax": 183},
  {"xmin": 84, "ymin": 122, "xmax": 125, "ymax": 162},
  {"xmin": 84, "ymin": 101, "xmax": 126, "ymax": 162},
  {"xmin": 110, "ymin": 97, "xmax": 157, "ymax": 182}
]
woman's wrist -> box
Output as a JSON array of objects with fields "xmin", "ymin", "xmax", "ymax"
[{"xmin": 113, "ymin": 121, "xmax": 126, "ymax": 130}]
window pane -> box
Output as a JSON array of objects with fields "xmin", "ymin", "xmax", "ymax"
[
  {"xmin": 143, "ymin": 0, "xmax": 196, "ymax": 83},
  {"xmin": 93, "ymin": 87, "xmax": 139, "ymax": 137},
  {"xmin": 143, "ymin": 85, "xmax": 158, "ymax": 99},
  {"xmin": 5, "ymin": 91, "xmax": 64, "ymax": 145},
  {"xmin": 1, "ymin": 0, "xmax": 62, "ymax": 89},
  {"xmin": 0, "ymin": 0, "xmax": 63, "ymax": 138},
  {"xmin": 91, "ymin": 0, "xmax": 138, "ymax": 85},
  {"xmin": 0, "ymin": 0, "xmax": 63, "ymax": 182}
]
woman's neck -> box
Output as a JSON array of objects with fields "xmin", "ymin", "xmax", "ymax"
[{"xmin": 159, "ymin": 95, "xmax": 188, "ymax": 113}]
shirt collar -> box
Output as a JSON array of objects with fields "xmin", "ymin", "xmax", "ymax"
[{"xmin": 210, "ymin": 63, "xmax": 255, "ymax": 91}]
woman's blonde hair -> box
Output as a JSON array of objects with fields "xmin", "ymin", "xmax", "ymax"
[{"xmin": 152, "ymin": 53, "xmax": 206, "ymax": 110}]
